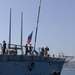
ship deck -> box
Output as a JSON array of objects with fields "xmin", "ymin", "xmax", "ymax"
[{"xmin": 0, "ymin": 54, "xmax": 66, "ymax": 63}]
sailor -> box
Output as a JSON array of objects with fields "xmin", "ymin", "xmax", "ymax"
[
  {"xmin": 25, "ymin": 44, "xmax": 29, "ymax": 55},
  {"xmin": 15, "ymin": 45, "xmax": 17, "ymax": 55},
  {"xmin": 2, "ymin": 40, "xmax": 6, "ymax": 54},
  {"xmin": 29, "ymin": 44, "xmax": 33, "ymax": 55},
  {"xmin": 45, "ymin": 46, "xmax": 49, "ymax": 56},
  {"xmin": 41, "ymin": 47, "xmax": 45, "ymax": 56}
]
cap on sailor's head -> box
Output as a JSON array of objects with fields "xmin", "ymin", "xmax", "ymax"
[{"xmin": 3, "ymin": 40, "xmax": 5, "ymax": 43}]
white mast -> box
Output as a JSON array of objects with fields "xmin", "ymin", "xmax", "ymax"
[
  {"xmin": 34, "ymin": 0, "xmax": 42, "ymax": 51},
  {"xmin": 21, "ymin": 12, "xmax": 23, "ymax": 54},
  {"xmin": 8, "ymin": 8, "xmax": 12, "ymax": 49}
]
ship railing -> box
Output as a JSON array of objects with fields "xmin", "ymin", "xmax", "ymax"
[
  {"xmin": 58, "ymin": 52, "xmax": 74, "ymax": 62},
  {"xmin": 0, "ymin": 43, "xmax": 23, "ymax": 55},
  {"xmin": 7, "ymin": 44, "xmax": 25, "ymax": 55},
  {"xmin": 0, "ymin": 43, "xmax": 57, "ymax": 58},
  {"xmin": 63, "ymin": 56, "xmax": 74, "ymax": 62},
  {"xmin": 8, "ymin": 44, "xmax": 23, "ymax": 49},
  {"xmin": 8, "ymin": 44, "xmax": 37, "ymax": 55},
  {"xmin": 0, "ymin": 43, "xmax": 38, "ymax": 55},
  {"xmin": 0, "ymin": 43, "xmax": 51, "ymax": 57},
  {"xmin": 1, "ymin": 43, "xmax": 74, "ymax": 62},
  {"xmin": 7, "ymin": 44, "xmax": 44, "ymax": 56}
]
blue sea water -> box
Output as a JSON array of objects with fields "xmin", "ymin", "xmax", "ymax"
[{"xmin": 61, "ymin": 70, "xmax": 75, "ymax": 75}]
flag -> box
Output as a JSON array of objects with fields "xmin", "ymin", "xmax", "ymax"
[{"xmin": 26, "ymin": 31, "xmax": 33, "ymax": 44}]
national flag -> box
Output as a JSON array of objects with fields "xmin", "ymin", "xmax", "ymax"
[{"xmin": 26, "ymin": 31, "xmax": 33, "ymax": 44}]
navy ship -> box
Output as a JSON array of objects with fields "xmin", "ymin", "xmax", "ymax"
[{"xmin": 0, "ymin": 0, "xmax": 74, "ymax": 75}]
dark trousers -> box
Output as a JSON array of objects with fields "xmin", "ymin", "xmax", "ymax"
[
  {"xmin": 2, "ymin": 47, "xmax": 6, "ymax": 54},
  {"xmin": 25, "ymin": 50, "xmax": 30, "ymax": 55}
]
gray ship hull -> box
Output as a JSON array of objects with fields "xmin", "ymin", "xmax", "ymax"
[{"xmin": 0, "ymin": 55, "xmax": 64, "ymax": 75}]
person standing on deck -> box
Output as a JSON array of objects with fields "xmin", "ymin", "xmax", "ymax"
[
  {"xmin": 25, "ymin": 43, "xmax": 29, "ymax": 55},
  {"xmin": 41, "ymin": 47, "xmax": 45, "ymax": 56},
  {"xmin": 45, "ymin": 46, "xmax": 49, "ymax": 56},
  {"xmin": 29, "ymin": 44, "xmax": 33, "ymax": 55},
  {"xmin": 2, "ymin": 40, "xmax": 6, "ymax": 54}
]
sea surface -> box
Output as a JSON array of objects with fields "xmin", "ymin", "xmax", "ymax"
[{"xmin": 61, "ymin": 70, "xmax": 75, "ymax": 75}]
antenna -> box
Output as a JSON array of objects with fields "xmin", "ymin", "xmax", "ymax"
[
  {"xmin": 21, "ymin": 12, "xmax": 23, "ymax": 54},
  {"xmin": 34, "ymin": 0, "xmax": 42, "ymax": 51},
  {"xmin": 8, "ymin": 8, "xmax": 12, "ymax": 49}
]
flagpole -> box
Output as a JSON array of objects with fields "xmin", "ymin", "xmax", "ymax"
[{"xmin": 34, "ymin": 0, "xmax": 42, "ymax": 51}]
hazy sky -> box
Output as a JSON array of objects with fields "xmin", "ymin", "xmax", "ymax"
[{"xmin": 0, "ymin": 0, "xmax": 75, "ymax": 56}]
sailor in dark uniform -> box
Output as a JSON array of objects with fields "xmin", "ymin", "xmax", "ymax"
[
  {"xmin": 41, "ymin": 47, "xmax": 45, "ymax": 56},
  {"xmin": 29, "ymin": 44, "xmax": 33, "ymax": 55},
  {"xmin": 2, "ymin": 40, "xmax": 6, "ymax": 54},
  {"xmin": 25, "ymin": 44, "xmax": 29, "ymax": 55}
]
